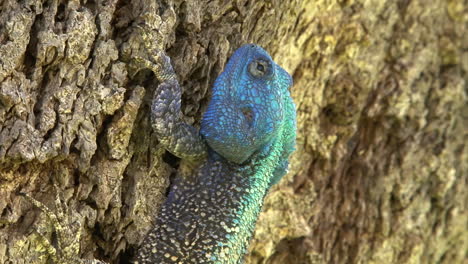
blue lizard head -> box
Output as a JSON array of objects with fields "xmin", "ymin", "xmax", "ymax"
[{"xmin": 201, "ymin": 44, "xmax": 296, "ymax": 178}]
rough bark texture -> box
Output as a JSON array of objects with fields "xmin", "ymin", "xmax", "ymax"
[{"xmin": 0, "ymin": 0, "xmax": 466, "ymax": 263}]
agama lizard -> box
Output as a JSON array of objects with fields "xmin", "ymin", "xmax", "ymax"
[
  {"xmin": 135, "ymin": 44, "xmax": 296, "ymax": 263},
  {"xmin": 19, "ymin": 44, "xmax": 295, "ymax": 264}
]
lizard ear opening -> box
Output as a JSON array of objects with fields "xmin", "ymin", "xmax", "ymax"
[{"xmin": 241, "ymin": 107, "xmax": 254, "ymax": 127}]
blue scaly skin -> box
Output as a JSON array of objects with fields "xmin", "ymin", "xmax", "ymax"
[{"xmin": 135, "ymin": 44, "xmax": 296, "ymax": 263}]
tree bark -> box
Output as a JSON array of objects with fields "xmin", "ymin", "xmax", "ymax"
[{"xmin": 0, "ymin": 0, "xmax": 466, "ymax": 263}]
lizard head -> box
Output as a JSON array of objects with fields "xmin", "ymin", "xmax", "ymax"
[{"xmin": 201, "ymin": 44, "xmax": 296, "ymax": 175}]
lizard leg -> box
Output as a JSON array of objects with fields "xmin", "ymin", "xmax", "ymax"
[
  {"xmin": 134, "ymin": 52, "xmax": 207, "ymax": 160},
  {"xmin": 131, "ymin": 28, "xmax": 207, "ymax": 161},
  {"xmin": 150, "ymin": 53, "xmax": 207, "ymax": 161},
  {"xmin": 21, "ymin": 193, "xmax": 61, "ymax": 263},
  {"xmin": 20, "ymin": 184, "xmax": 107, "ymax": 264}
]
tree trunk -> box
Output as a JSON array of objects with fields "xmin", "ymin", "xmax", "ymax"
[{"xmin": 0, "ymin": 0, "xmax": 466, "ymax": 263}]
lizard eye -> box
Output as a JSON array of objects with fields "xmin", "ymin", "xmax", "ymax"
[{"xmin": 248, "ymin": 59, "xmax": 272, "ymax": 78}]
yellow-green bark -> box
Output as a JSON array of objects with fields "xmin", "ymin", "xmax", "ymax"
[{"xmin": 0, "ymin": 0, "xmax": 466, "ymax": 263}]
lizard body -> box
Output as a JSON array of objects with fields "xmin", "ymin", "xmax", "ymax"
[{"xmin": 135, "ymin": 44, "xmax": 296, "ymax": 263}]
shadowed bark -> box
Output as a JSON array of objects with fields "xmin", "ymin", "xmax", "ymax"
[{"xmin": 0, "ymin": 0, "xmax": 466, "ymax": 263}]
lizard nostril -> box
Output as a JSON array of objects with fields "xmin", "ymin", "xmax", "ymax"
[{"xmin": 242, "ymin": 107, "xmax": 254, "ymax": 126}]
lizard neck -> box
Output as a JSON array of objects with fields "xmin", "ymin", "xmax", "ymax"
[
  {"xmin": 185, "ymin": 132, "xmax": 286, "ymax": 263},
  {"xmin": 195, "ymin": 152, "xmax": 272, "ymax": 263}
]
